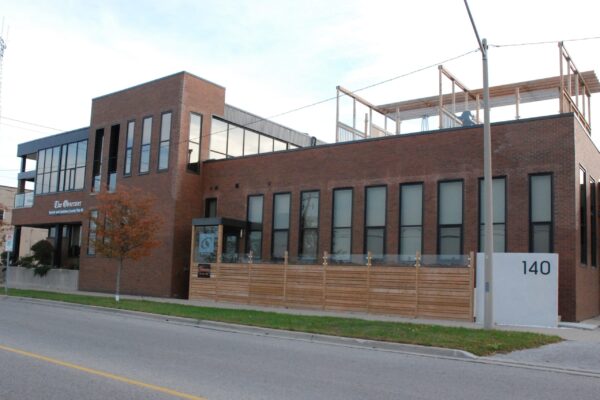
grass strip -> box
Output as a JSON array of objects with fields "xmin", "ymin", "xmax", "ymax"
[{"xmin": 6, "ymin": 289, "xmax": 561, "ymax": 356}]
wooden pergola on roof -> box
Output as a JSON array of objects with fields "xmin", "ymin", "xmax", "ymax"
[{"xmin": 379, "ymin": 70, "xmax": 600, "ymax": 124}]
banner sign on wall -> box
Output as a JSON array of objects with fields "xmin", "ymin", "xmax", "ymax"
[
  {"xmin": 476, "ymin": 253, "xmax": 559, "ymax": 328},
  {"xmin": 48, "ymin": 200, "xmax": 84, "ymax": 216}
]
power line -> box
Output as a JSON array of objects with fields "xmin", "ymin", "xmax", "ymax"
[
  {"xmin": 490, "ymin": 35, "xmax": 600, "ymax": 48},
  {"xmin": 197, "ymin": 47, "xmax": 481, "ymax": 141},
  {"xmin": 0, "ymin": 121, "xmax": 55, "ymax": 135},
  {"xmin": 0, "ymin": 116, "xmax": 63, "ymax": 131}
]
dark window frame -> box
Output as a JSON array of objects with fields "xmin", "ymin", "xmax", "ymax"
[
  {"xmin": 477, "ymin": 176, "xmax": 508, "ymax": 253},
  {"xmin": 580, "ymin": 166, "xmax": 587, "ymax": 264},
  {"xmin": 204, "ymin": 198, "xmax": 217, "ymax": 218},
  {"xmin": 437, "ymin": 179, "xmax": 464, "ymax": 255},
  {"xmin": 87, "ymin": 210, "xmax": 98, "ymax": 256},
  {"xmin": 331, "ymin": 187, "xmax": 354, "ymax": 261},
  {"xmin": 157, "ymin": 111, "xmax": 172, "ymax": 172},
  {"xmin": 107, "ymin": 124, "xmax": 120, "ymax": 192},
  {"xmin": 246, "ymin": 194, "xmax": 264, "ymax": 258},
  {"xmin": 299, "ymin": 190, "xmax": 320, "ymax": 261},
  {"xmin": 187, "ymin": 112, "xmax": 203, "ymax": 173},
  {"xmin": 138, "ymin": 116, "xmax": 153, "ymax": 174},
  {"xmin": 123, "ymin": 119, "xmax": 135, "ymax": 176},
  {"xmin": 271, "ymin": 192, "xmax": 292, "ymax": 260},
  {"xmin": 528, "ymin": 172, "xmax": 554, "ymax": 253},
  {"xmin": 363, "ymin": 185, "xmax": 387, "ymax": 257},
  {"xmin": 91, "ymin": 129, "xmax": 104, "ymax": 192},
  {"xmin": 591, "ymin": 176, "xmax": 597, "ymax": 267},
  {"xmin": 399, "ymin": 182, "xmax": 424, "ymax": 257}
]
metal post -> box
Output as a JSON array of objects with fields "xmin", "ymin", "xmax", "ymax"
[
  {"xmin": 464, "ymin": 0, "xmax": 494, "ymax": 329},
  {"xmin": 4, "ymin": 250, "xmax": 9, "ymax": 295},
  {"xmin": 482, "ymin": 38, "xmax": 495, "ymax": 330}
]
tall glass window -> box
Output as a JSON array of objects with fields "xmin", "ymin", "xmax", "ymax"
[
  {"xmin": 438, "ymin": 180, "xmax": 463, "ymax": 255},
  {"xmin": 37, "ymin": 140, "xmax": 87, "ymax": 194},
  {"xmin": 210, "ymin": 118, "xmax": 228, "ymax": 159},
  {"xmin": 188, "ymin": 113, "xmax": 202, "ymax": 171},
  {"xmin": 580, "ymin": 168, "xmax": 587, "ymax": 263},
  {"xmin": 244, "ymin": 130, "xmax": 259, "ymax": 156},
  {"xmin": 158, "ymin": 112, "xmax": 171, "ymax": 171},
  {"xmin": 124, "ymin": 120, "xmax": 134, "ymax": 176},
  {"xmin": 272, "ymin": 193, "xmax": 291, "ymax": 259},
  {"xmin": 530, "ymin": 174, "xmax": 553, "ymax": 252},
  {"xmin": 332, "ymin": 188, "xmax": 352, "ymax": 261},
  {"xmin": 88, "ymin": 210, "xmax": 98, "ymax": 256},
  {"xmin": 139, "ymin": 117, "xmax": 152, "ymax": 173},
  {"xmin": 299, "ymin": 191, "xmax": 319, "ymax": 261},
  {"xmin": 247, "ymin": 195, "xmax": 264, "ymax": 259},
  {"xmin": 478, "ymin": 177, "xmax": 506, "ymax": 252},
  {"xmin": 591, "ymin": 177, "xmax": 597, "ymax": 267},
  {"xmin": 365, "ymin": 186, "xmax": 386, "ymax": 258},
  {"xmin": 107, "ymin": 124, "xmax": 120, "ymax": 192},
  {"xmin": 91, "ymin": 129, "xmax": 104, "ymax": 192},
  {"xmin": 209, "ymin": 117, "xmax": 294, "ymax": 159},
  {"xmin": 400, "ymin": 183, "xmax": 423, "ymax": 259}
]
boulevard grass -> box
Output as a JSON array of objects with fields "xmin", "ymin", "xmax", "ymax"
[{"xmin": 7, "ymin": 289, "xmax": 561, "ymax": 356}]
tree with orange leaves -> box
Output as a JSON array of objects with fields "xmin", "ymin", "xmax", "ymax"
[{"xmin": 89, "ymin": 188, "xmax": 162, "ymax": 301}]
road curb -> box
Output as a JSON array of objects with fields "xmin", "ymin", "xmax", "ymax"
[{"xmin": 3, "ymin": 295, "xmax": 477, "ymax": 360}]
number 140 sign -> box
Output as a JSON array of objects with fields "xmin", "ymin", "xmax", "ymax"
[{"xmin": 522, "ymin": 260, "xmax": 551, "ymax": 275}]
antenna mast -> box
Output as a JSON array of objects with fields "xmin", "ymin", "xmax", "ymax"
[{"xmin": 0, "ymin": 20, "xmax": 7, "ymax": 135}]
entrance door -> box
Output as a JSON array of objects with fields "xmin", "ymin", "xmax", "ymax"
[{"xmin": 222, "ymin": 229, "xmax": 239, "ymax": 263}]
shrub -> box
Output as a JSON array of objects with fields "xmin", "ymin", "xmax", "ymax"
[{"xmin": 31, "ymin": 240, "xmax": 54, "ymax": 265}]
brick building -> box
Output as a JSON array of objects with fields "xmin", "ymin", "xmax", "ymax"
[{"xmin": 10, "ymin": 56, "xmax": 600, "ymax": 321}]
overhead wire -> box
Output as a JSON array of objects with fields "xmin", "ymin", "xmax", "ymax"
[{"xmin": 490, "ymin": 35, "xmax": 600, "ymax": 48}]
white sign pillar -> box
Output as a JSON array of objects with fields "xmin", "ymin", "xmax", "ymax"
[{"xmin": 476, "ymin": 253, "xmax": 559, "ymax": 328}]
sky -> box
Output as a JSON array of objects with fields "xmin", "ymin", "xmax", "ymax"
[{"xmin": 0, "ymin": 0, "xmax": 599, "ymax": 187}]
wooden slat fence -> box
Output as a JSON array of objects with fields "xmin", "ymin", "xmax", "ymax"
[{"xmin": 189, "ymin": 254, "xmax": 474, "ymax": 321}]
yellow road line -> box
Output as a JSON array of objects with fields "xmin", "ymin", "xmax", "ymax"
[{"xmin": 0, "ymin": 344, "xmax": 207, "ymax": 400}]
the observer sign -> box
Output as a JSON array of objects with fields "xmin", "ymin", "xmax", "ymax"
[{"xmin": 49, "ymin": 200, "xmax": 84, "ymax": 216}]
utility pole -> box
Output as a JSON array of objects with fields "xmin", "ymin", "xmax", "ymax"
[{"xmin": 464, "ymin": 0, "xmax": 494, "ymax": 329}]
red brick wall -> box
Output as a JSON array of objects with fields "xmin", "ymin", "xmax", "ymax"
[
  {"xmin": 199, "ymin": 114, "xmax": 584, "ymax": 320},
  {"xmin": 573, "ymin": 119, "xmax": 600, "ymax": 320}
]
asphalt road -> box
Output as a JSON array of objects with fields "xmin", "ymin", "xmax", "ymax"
[{"xmin": 0, "ymin": 297, "xmax": 599, "ymax": 400}]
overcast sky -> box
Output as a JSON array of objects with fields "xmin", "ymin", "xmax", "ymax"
[{"xmin": 0, "ymin": 0, "xmax": 599, "ymax": 187}]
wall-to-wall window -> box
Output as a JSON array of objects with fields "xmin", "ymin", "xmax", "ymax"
[
  {"xmin": 580, "ymin": 167, "xmax": 587, "ymax": 263},
  {"xmin": 36, "ymin": 140, "xmax": 87, "ymax": 195},
  {"xmin": 529, "ymin": 173, "xmax": 553, "ymax": 252},
  {"xmin": 364, "ymin": 186, "xmax": 386, "ymax": 258},
  {"xmin": 438, "ymin": 180, "xmax": 463, "ymax": 255},
  {"xmin": 247, "ymin": 195, "xmax": 264, "ymax": 259},
  {"xmin": 299, "ymin": 191, "xmax": 319, "ymax": 261},
  {"xmin": 107, "ymin": 124, "xmax": 120, "ymax": 192},
  {"xmin": 124, "ymin": 121, "xmax": 134, "ymax": 176},
  {"xmin": 158, "ymin": 112, "xmax": 172, "ymax": 171},
  {"xmin": 399, "ymin": 183, "xmax": 423, "ymax": 259},
  {"xmin": 272, "ymin": 193, "xmax": 291, "ymax": 259},
  {"xmin": 139, "ymin": 117, "xmax": 152, "ymax": 173},
  {"xmin": 188, "ymin": 113, "xmax": 202, "ymax": 172},
  {"xmin": 209, "ymin": 117, "xmax": 299, "ymax": 160},
  {"xmin": 332, "ymin": 188, "xmax": 352, "ymax": 261},
  {"xmin": 478, "ymin": 177, "xmax": 506, "ymax": 252},
  {"xmin": 591, "ymin": 177, "xmax": 597, "ymax": 267}
]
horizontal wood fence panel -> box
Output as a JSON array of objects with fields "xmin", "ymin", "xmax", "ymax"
[{"xmin": 189, "ymin": 258, "xmax": 475, "ymax": 321}]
